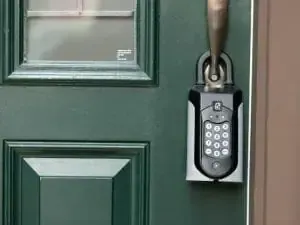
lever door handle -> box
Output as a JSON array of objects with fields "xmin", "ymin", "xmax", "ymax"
[{"xmin": 207, "ymin": 0, "xmax": 229, "ymax": 81}]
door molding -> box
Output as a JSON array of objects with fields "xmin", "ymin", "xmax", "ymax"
[
  {"xmin": 250, "ymin": 0, "xmax": 269, "ymax": 224},
  {"xmin": 0, "ymin": 0, "xmax": 159, "ymax": 87},
  {"xmin": 251, "ymin": 0, "xmax": 300, "ymax": 224}
]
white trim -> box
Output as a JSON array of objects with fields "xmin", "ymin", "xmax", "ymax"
[
  {"xmin": 77, "ymin": 0, "xmax": 83, "ymax": 13},
  {"xmin": 246, "ymin": 0, "xmax": 255, "ymax": 224},
  {"xmin": 27, "ymin": 10, "xmax": 134, "ymax": 18}
]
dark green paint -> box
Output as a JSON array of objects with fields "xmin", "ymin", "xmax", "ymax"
[
  {"xmin": 20, "ymin": 157, "xmax": 132, "ymax": 225},
  {"xmin": 40, "ymin": 178, "xmax": 113, "ymax": 225},
  {"xmin": 21, "ymin": 159, "xmax": 40, "ymax": 225},
  {"xmin": 4, "ymin": 142, "xmax": 149, "ymax": 225},
  {"xmin": 0, "ymin": 0, "xmax": 251, "ymax": 224},
  {"xmin": 113, "ymin": 161, "xmax": 132, "ymax": 225}
]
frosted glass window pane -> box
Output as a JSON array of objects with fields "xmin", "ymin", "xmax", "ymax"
[
  {"xmin": 29, "ymin": 0, "xmax": 78, "ymax": 11},
  {"xmin": 27, "ymin": 17, "xmax": 135, "ymax": 61},
  {"xmin": 83, "ymin": 0, "xmax": 135, "ymax": 11}
]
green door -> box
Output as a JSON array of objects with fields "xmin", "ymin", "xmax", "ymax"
[{"xmin": 0, "ymin": 0, "xmax": 251, "ymax": 225}]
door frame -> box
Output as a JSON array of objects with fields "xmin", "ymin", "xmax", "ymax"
[
  {"xmin": 251, "ymin": 0, "xmax": 299, "ymax": 224},
  {"xmin": 250, "ymin": 0, "xmax": 268, "ymax": 223}
]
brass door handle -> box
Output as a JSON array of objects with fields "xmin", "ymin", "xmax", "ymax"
[{"xmin": 207, "ymin": 0, "xmax": 229, "ymax": 83}]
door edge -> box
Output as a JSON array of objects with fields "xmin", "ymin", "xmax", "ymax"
[{"xmin": 249, "ymin": 0, "xmax": 269, "ymax": 224}]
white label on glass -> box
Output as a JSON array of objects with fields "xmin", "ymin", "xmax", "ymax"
[{"xmin": 117, "ymin": 49, "xmax": 133, "ymax": 61}]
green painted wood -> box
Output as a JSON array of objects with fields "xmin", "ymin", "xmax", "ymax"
[
  {"xmin": 0, "ymin": 0, "xmax": 251, "ymax": 224},
  {"xmin": 113, "ymin": 160, "xmax": 132, "ymax": 225},
  {"xmin": 20, "ymin": 158, "xmax": 132, "ymax": 225},
  {"xmin": 21, "ymin": 159, "xmax": 40, "ymax": 225},
  {"xmin": 40, "ymin": 178, "xmax": 112, "ymax": 225},
  {"xmin": 23, "ymin": 157, "xmax": 132, "ymax": 225},
  {"xmin": 4, "ymin": 142, "xmax": 149, "ymax": 225}
]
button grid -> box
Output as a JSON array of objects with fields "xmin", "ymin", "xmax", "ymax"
[{"xmin": 203, "ymin": 121, "xmax": 231, "ymax": 158}]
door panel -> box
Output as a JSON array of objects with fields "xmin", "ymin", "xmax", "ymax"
[
  {"xmin": 5, "ymin": 142, "xmax": 147, "ymax": 225},
  {"xmin": 0, "ymin": 0, "xmax": 252, "ymax": 225}
]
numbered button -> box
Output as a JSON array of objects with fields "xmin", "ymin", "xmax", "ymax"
[
  {"xmin": 222, "ymin": 132, "xmax": 229, "ymax": 138},
  {"xmin": 214, "ymin": 134, "xmax": 221, "ymax": 140},
  {"xmin": 222, "ymin": 123, "xmax": 229, "ymax": 130},
  {"xmin": 206, "ymin": 132, "xmax": 212, "ymax": 138},
  {"xmin": 222, "ymin": 149, "xmax": 229, "ymax": 156},
  {"xmin": 222, "ymin": 141, "xmax": 229, "ymax": 147},
  {"xmin": 214, "ymin": 142, "xmax": 220, "ymax": 149},
  {"xmin": 205, "ymin": 148, "xmax": 212, "ymax": 155},
  {"xmin": 214, "ymin": 151, "xmax": 221, "ymax": 157},
  {"xmin": 214, "ymin": 125, "xmax": 221, "ymax": 132},
  {"xmin": 206, "ymin": 123, "xmax": 212, "ymax": 129},
  {"xmin": 205, "ymin": 140, "xmax": 212, "ymax": 147}
]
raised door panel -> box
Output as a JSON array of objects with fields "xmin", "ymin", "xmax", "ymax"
[{"xmin": 4, "ymin": 142, "xmax": 149, "ymax": 225}]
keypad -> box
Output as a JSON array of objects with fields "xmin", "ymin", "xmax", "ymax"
[{"xmin": 204, "ymin": 121, "xmax": 231, "ymax": 158}]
